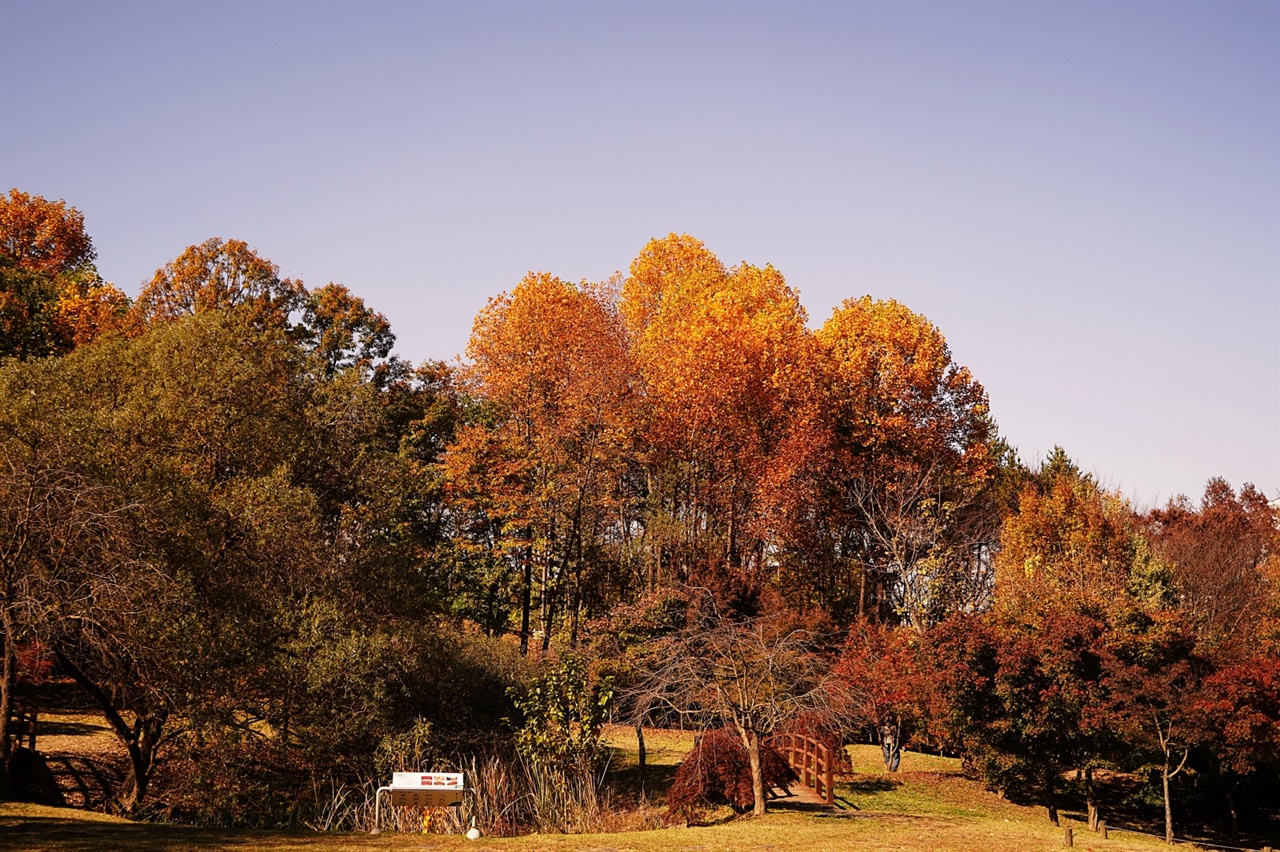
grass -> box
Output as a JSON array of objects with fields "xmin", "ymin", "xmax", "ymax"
[
  {"xmin": 0, "ymin": 797, "xmax": 1177, "ymax": 852},
  {"xmin": 0, "ymin": 722, "xmax": 1191, "ymax": 852}
]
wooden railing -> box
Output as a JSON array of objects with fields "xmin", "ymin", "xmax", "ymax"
[
  {"xmin": 770, "ymin": 732, "xmax": 834, "ymax": 806},
  {"xmin": 6, "ymin": 701, "xmax": 38, "ymax": 752}
]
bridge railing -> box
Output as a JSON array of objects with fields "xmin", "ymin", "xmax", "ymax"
[{"xmin": 769, "ymin": 732, "xmax": 834, "ymax": 805}]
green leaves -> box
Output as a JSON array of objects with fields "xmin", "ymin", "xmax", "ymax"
[{"xmin": 511, "ymin": 654, "xmax": 613, "ymax": 774}]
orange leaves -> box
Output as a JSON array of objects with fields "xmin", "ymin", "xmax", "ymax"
[
  {"xmin": 132, "ymin": 238, "xmax": 305, "ymax": 329},
  {"xmin": 0, "ymin": 189, "xmax": 96, "ymax": 276},
  {"xmin": 817, "ymin": 295, "xmax": 991, "ymax": 477},
  {"xmin": 53, "ymin": 273, "xmax": 133, "ymax": 347},
  {"xmin": 623, "ymin": 236, "xmax": 807, "ymax": 434},
  {"xmin": 449, "ymin": 233, "xmax": 1002, "ymax": 634}
]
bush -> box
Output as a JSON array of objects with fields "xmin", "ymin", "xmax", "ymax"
[{"xmin": 665, "ymin": 727, "xmax": 797, "ymax": 819}]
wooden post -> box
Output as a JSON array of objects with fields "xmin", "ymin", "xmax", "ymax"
[
  {"xmin": 1098, "ymin": 820, "xmax": 1107, "ymax": 840},
  {"xmin": 1062, "ymin": 826, "xmax": 1073, "ymax": 847},
  {"xmin": 823, "ymin": 743, "xmax": 833, "ymax": 805}
]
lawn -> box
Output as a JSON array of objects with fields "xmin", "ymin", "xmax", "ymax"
[{"xmin": 2, "ymin": 725, "xmax": 1179, "ymax": 852}]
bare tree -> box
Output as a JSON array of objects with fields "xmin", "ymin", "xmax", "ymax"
[
  {"xmin": 624, "ymin": 589, "xmax": 835, "ymax": 815},
  {"xmin": 842, "ymin": 457, "xmax": 998, "ymax": 631}
]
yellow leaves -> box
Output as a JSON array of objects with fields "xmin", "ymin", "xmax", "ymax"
[
  {"xmin": 54, "ymin": 275, "xmax": 132, "ymax": 347},
  {"xmin": 996, "ymin": 470, "xmax": 1136, "ymax": 606}
]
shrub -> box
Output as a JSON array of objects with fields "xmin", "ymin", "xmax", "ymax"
[{"xmin": 665, "ymin": 727, "xmax": 797, "ymax": 819}]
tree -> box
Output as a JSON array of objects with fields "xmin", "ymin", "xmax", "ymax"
[
  {"xmin": 831, "ymin": 618, "xmax": 921, "ymax": 771},
  {"xmin": 1, "ymin": 191, "xmax": 129, "ymax": 358},
  {"xmin": 446, "ymin": 272, "xmax": 635, "ymax": 653},
  {"xmin": 1103, "ymin": 611, "xmax": 1203, "ymax": 844},
  {"xmin": 1145, "ymin": 479, "xmax": 1278, "ymax": 646},
  {"xmin": 806, "ymin": 296, "xmax": 997, "ymax": 627},
  {"xmin": 626, "ymin": 589, "xmax": 830, "ymax": 816},
  {"xmin": 0, "ymin": 189, "xmax": 96, "ymax": 276},
  {"xmin": 131, "ymin": 237, "xmax": 305, "ymax": 329},
  {"xmin": 995, "ymin": 448, "xmax": 1140, "ymax": 608},
  {"xmin": 1193, "ymin": 652, "xmax": 1280, "ymax": 833},
  {"xmin": 0, "ymin": 358, "xmax": 126, "ymax": 795},
  {"xmin": 511, "ymin": 654, "xmax": 612, "ymax": 776},
  {"xmin": 620, "ymin": 234, "xmax": 813, "ymax": 585},
  {"xmin": 665, "ymin": 726, "xmax": 796, "ymax": 818},
  {"xmin": 925, "ymin": 608, "xmax": 1109, "ymax": 826},
  {"xmin": 297, "ymin": 282, "xmax": 395, "ymax": 377}
]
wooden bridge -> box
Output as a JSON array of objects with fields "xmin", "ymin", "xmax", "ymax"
[{"xmin": 770, "ymin": 732, "xmax": 835, "ymax": 806}]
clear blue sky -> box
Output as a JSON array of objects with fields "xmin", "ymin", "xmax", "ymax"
[{"xmin": 2, "ymin": 0, "xmax": 1276, "ymax": 506}]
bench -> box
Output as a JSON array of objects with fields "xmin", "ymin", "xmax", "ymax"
[{"xmin": 371, "ymin": 771, "xmax": 466, "ymax": 834}]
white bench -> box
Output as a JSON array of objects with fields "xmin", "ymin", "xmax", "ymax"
[{"xmin": 371, "ymin": 771, "xmax": 466, "ymax": 834}]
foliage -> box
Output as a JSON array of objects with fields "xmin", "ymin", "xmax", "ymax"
[
  {"xmin": 4, "ymin": 199, "xmax": 1275, "ymax": 842},
  {"xmin": 665, "ymin": 727, "xmax": 796, "ymax": 818},
  {"xmin": 830, "ymin": 619, "xmax": 922, "ymax": 771},
  {"xmin": 512, "ymin": 654, "xmax": 613, "ymax": 775},
  {"xmin": 0, "ymin": 189, "xmax": 96, "ymax": 275},
  {"xmin": 0, "ymin": 192, "xmax": 130, "ymax": 359},
  {"xmin": 131, "ymin": 237, "xmax": 305, "ymax": 329},
  {"xmin": 626, "ymin": 590, "xmax": 832, "ymax": 815}
]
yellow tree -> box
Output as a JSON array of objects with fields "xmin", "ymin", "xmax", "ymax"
[
  {"xmin": 996, "ymin": 448, "xmax": 1145, "ymax": 609},
  {"xmin": 446, "ymin": 272, "xmax": 635, "ymax": 653},
  {"xmin": 809, "ymin": 296, "xmax": 997, "ymax": 628},
  {"xmin": 620, "ymin": 234, "xmax": 812, "ymax": 587}
]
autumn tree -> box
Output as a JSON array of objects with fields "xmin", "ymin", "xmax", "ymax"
[
  {"xmin": 297, "ymin": 281, "xmax": 396, "ymax": 378},
  {"xmin": 0, "ymin": 190, "xmax": 130, "ymax": 358},
  {"xmin": 995, "ymin": 448, "xmax": 1147, "ymax": 609},
  {"xmin": 1103, "ymin": 611, "xmax": 1204, "ymax": 844},
  {"xmin": 1145, "ymin": 479, "xmax": 1278, "ymax": 646},
  {"xmin": 0, "ymin": 302, "xmax": 471, "ymax": 815},
  {"xmin": 0, "ymin": 189, "xmax": 95, "ymax": 275},
  {"xmin": 626, "ymin": 589, "xmax": 831, "ymax": 816},
  {"xmin": 800, "ymin": 296, "xmax": 997, "ymax": 628},
  {"xmin": 446, "ymin": 272, "xmax": 635, "ymax": 652},
  {"xmin": 131, "ymin": 237, "xmax": 305, "ymax": 329},
  {"xmin": 0, "ymin": 358, "xmax": 126, "ymax": 795},
  {"xmin": 620, "ymin": 234, "xmax": 813, "ymax": 586},
  {"xmin": 924, "ymin": 608, "xmax": 1111, "ymax": 827},
  {"xmin": 830, "ymin": 618, "xmax": 921, "ymax": 771}
]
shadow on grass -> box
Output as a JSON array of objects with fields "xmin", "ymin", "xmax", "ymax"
[
  {"xmin": 37, "ymin": 720, "xmax": 109, "ymax": 737},
  {"xmin": 841, "ymin": 776, "xmax": 898, "ymax": 796},
  {"xmin": 606, "ymin": 754, "xmax": 679, "ymax": 805}
]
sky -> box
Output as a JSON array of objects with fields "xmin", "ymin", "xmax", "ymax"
[{"xmin": 2, "ymin": 0, "xmax": 1276, "ymax": 507}]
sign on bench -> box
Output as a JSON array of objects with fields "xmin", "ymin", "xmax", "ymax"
[
  {"xmin": 387, "ymin": 772, "xmax": 465, "ymax": 807},
  {"xmin": 371, "ymin": 771, "xmax": 466, "ymax": 833}
]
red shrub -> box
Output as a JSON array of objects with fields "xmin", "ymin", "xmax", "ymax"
[{"xmin": 665, "ymin": 727, "xmax": 798, "ymax": 818}]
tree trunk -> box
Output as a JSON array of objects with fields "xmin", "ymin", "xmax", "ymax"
[
  {"xmin": 1210, "ymin": 759, "xmax": 1239, "ymax": 837},
  {"xmin": 635, "ymin": 723, "xmax": 646, "ymax": 792},
  {"xmin": 1163, "ymin": 757, "xmax": 1174, "ymax": 844},
  {"xmin": 55, "ymin": 647, "xmax": 165, "ymax": 815},
  {"xmin": 519, "ymin": 548, "xmax": 532, "ymax": 656},
  {"xmin": 1046, "ymin": 771, "xmax": 1059, "ymax": 825},
  {"xmin": 858, "ymin": 566, "xmax": 867, "ymax": 618},
  {"xmin": 747, "ymin": 730, "xmax": 766, "ymax": 816},
  {"xmin": 0, "ymin": 605, "xmax": 14, "ymax": 798},
  {"xmin": 1085, "ymin": 765, "xmax": 1099, "ymax": 831}
]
